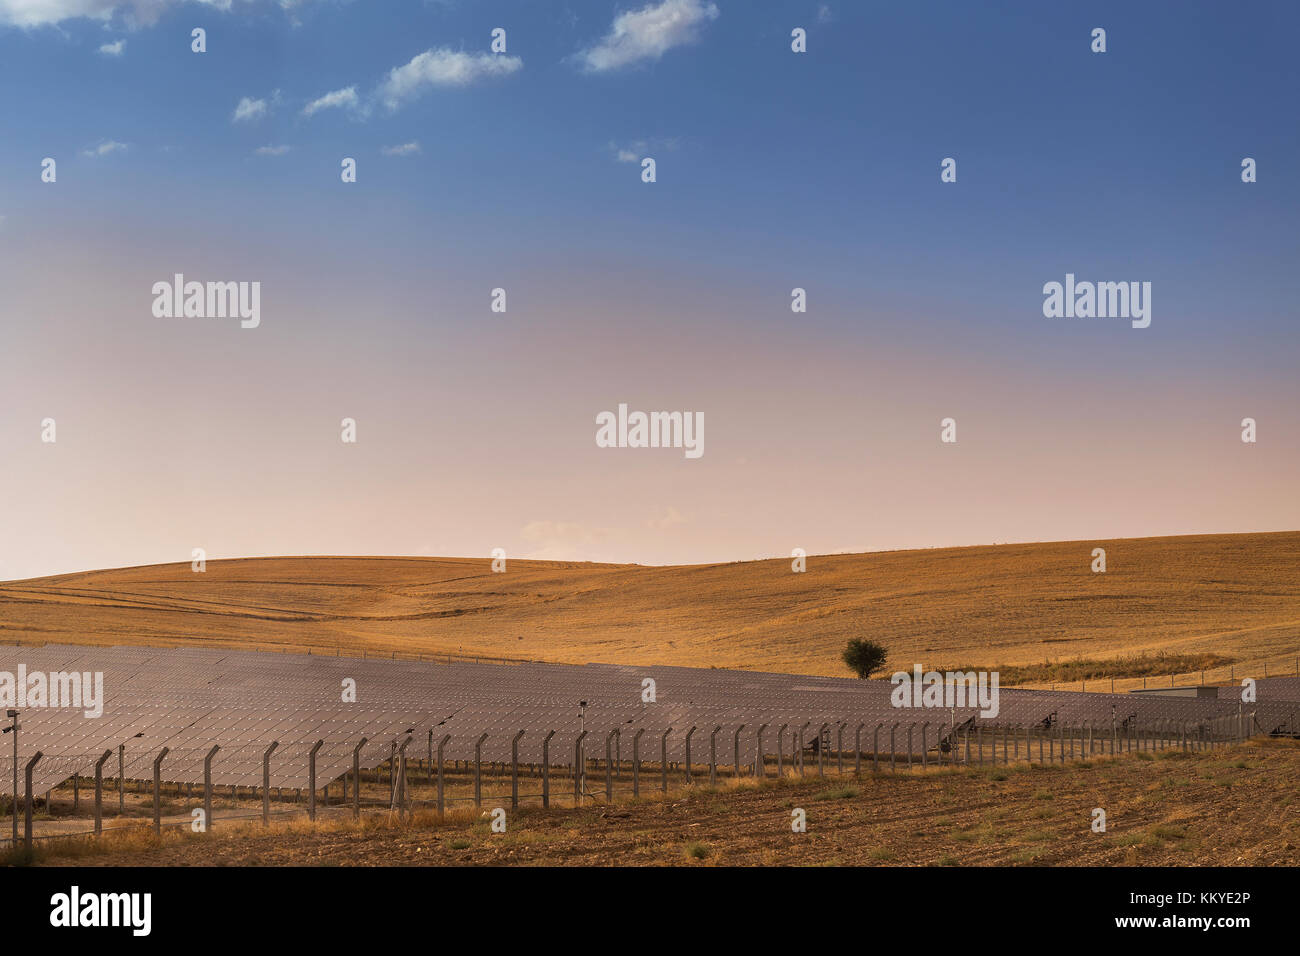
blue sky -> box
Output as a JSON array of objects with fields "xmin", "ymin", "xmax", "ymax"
[{"xmin": 0, "ymin": 0, "xmax": 1297, "ymax": 579}]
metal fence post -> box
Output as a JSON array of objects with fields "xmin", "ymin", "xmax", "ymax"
[
  {"xmin": 511, "ymin": 730, "xmax": 525, "ymax": 809},
  {"xmin": 264, "ymin": 741, "xmax": 279, "ymax": 825},
  {"xmin": 203, "ymin": 744, "xmax": 219, "ymax": 831},
  {"xmin": 541, "ymin": 730, "xmax": 555, "ymax": 808},
  {"xmin": 799, "ymin": 722, "xmax": 811, "ymax": 774},
  {"xmin": 117, "ymin": 744, "xmax": 125, "ymax": 815},
  {"xmin": 152, "ymin": 747, "xmax": 168, "ymax": 835},
  {"xmin": 755, "ymin": 724, "xmax": 768, "ymax": 778},
  {"xmin": 605, "ymin": 729, "xmax": 618, "ymax": 801},
  {"xmin": 776, "ymin": 723, "xmax": 788, "ymax": 776},
  {"xmin": 817, "ymin": 723, "xmax": 828, "ymax": 777},
  {"xmin": 921, "ymin": 723, "xmax": 929, "ymax": 770},
  {"xmin": 684, "ymin": 726, "xmax": 696, "ymax": 784},
  {"xmin": 574, "ymin": 730, "xmax": 588, "ymax": 805},
  {"xmin": 397, "ymin": 736, "xmax": 412, "ymax": 816},
  {"xmin": 907, "ymin": 724, "xmax": 914, "ymax": 771},
  {"xmin": 872, "ymin": 723, "xmax": 881, "ymax": 774},
  {"xmin": 308, "ymin": 740, "xmax": 323, "ymax": 821},
  {"xmin": 474, "ymin": 733, "xmax": 488, "ymax": 808},
  {"xmin": 436, "ymin": 733, "xmax": 449, "ymax": 816},
  {"xmin": 93, "ymin": 749, "xmax": 112, "ymax": 837},
  {"xmin": 732, "ymin": 724, "xmax": 745, "ymax": 779},
  {"xmin": 632, "ymin": 728, "xmax": 644, "ymax": 798},
  {"xmin": 836, "ymin": 723, "xmax": 846, "ymax": 776},
  {"xmin": 660, "ymin": 727, "xmax": 671, "ymax": 793},
  {"xmin": 709, "ymin": 726, "xmax": 721, "ymax": 786},
  {"xmin": 853, "ymin": 723, "xmax": 864, "ymax": 776},
  {"xmin": 890, "ymin": 723, "xmax": 898, "ymax": 773},
  {"xmin": 23, "ymin": 752, "xmax": 42, "ymax": 849}
]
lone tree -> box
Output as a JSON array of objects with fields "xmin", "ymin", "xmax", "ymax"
[{"xmin": 842, "ymin": 638, "xmax": 888, "ymax": 678}]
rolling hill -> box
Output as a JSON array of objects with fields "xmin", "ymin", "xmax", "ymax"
[{"xmin": 1, "ymin": 532, "xmax": 1297, "ymax": 682}]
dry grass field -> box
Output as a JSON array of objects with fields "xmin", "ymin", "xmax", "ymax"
[
  {"xmin": 26, "ymin": 738, "xmax": 1300, "ymax": 867},
  {"xmin": 1, "ymin": 532, "xmax": 1297, "ymax": 682}
]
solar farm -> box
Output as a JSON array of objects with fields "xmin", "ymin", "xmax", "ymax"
[{"xmin": 4, "ymin": 642, "xmax": 1297, "ymax": 851}]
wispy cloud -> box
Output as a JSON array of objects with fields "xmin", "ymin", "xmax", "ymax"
[
  {"xmin": 302, "ymin": 85, "xmax": 359, "ymax": 117},
  {"xmin": 81, "ymin": 140, "xmax": 127, "ymax": 157},
  {"xmin": 608, "ymin": 137, "xmax": 679, "ymax": 163},
  {"xmin": 381, "ymin": 142, "xmax": 421, "ymax": 156},
  {"xmin": 575, "ymin": 0, "xmax": 719, "ymax": 73},
  {"xmin": 232, "ymin": 96, "xmax": 268, "ymax": 123},
  {"xmin": 1, "ymin": 1, "xmax": 281, "ymax": 29},
  {"xmin": 254, "ymin": 144, "xmax": 291, "ymax": 156},
  {"xmin": 98, "ymin": 38, "xmax": 125, "ymax": 56},
  {"xmin": 378, "ymin": 48, "xmax": 522, "ymax": 111}
]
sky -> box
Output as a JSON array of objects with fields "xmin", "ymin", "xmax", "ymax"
[{"xmin": 0, "ymin": 0, "xmax": 1297, "ymax": 580}]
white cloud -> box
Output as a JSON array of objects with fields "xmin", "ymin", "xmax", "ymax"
[
  {"xmin": 520, "ymin": 520, "xmax": 612, "ymax": 562},
  {"xmin": 0, "ymin": 1, "xmax": 234, "ymax": 29},
  {"xmin": 609, "ymin": 137, "xmax": 678, "ymax": 163},
  {"xmin": 81, "ymin": 139, "xmax": 126, "ymax": 157},
  {"xmin": 378, "ymin": 48, "xmax": 522, "ymax": 111},
  {"xmin": 645, "ymin": 507, "xmax": 685, "ymax": 530},
  {"xmin": 98, "ymin": 38, "xmax": 124, "ymax": 55},
  {"xmin": 232, "ymin": 96, "xmax": 268, "ymax": 123},
  {"xmin": 254, "ymin": 144, "xmax": 290, "ymax": 156},
  {"xmin": 302, "ymin": 85, "xmax": 358, "ymax": 117},
  {"xmin": 381, "ymin": 142, "xmax": 421, "ymax": 156},
  {"xmin": 575, "ymin": 0, "xmax": 719, "ymax": 73}
]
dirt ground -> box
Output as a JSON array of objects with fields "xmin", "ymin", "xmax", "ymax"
[{"xmin": 29, "ymin": 737, "xmax": 1300, "ymax": 867}]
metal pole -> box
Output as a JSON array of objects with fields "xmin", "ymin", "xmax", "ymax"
[
  {"xmin": 574, "ymin": 731, "xmax": 588, "ymax": 805},
  {"xmin": 93, "ymin": 749, "xmax": 112, "ymax": 837},
  {"xmin": 397, "ymin": 736, "xmax": 412, "ymax": 816},
  {"xmin": 203, "ymin": 744, "xmax": 219, "ymax": 831},
  {"xmin": 511, "ymin": 730, "xmax": 525, "ymax": 809},
  {"xmin": 684, "ymin": 726, "xmax": 696, "ymax": 784},
  {"xmin": 264, "ymin": 741, "xmax": 279, "ymax": 825},
  {"xmin": 817, "ymin": 723, "xmax": 828, "ymax": 777},
  {"xmin": 921, "ymin": 723, "xmax": 929, "ymax": 770},
  {"xmin": 605, "ymin": 729, "xmax": 618, "ymax": 801},
  {"xmin": 756, "ymin": 723, "xmax": 768, "ymax": 777},
  {"xmin": 732, "ymin": 724, "xmax": 745, "ymax": 779},
  {"xmin": 23, "ymin": 751, "xmax": 41, "ymax": 849},
  {"xmin": 118, "ymin": 745, "xmax": 125, "ymax": 815},
  {"xmin": 474, "ymin": 733, "xmax": 488, "ymax": 808},
  {"xmin": 632, "ymin": 729, "xmax": 644, "ymax": 798},
  {"xmin": 542, "ymin": 730, "xmax": 554, "ymax": 808},
  {"xmin": 660, "ymin": 728, "xmax": 671, "ymax": 793},
  {"xmin": 152, "ymin": 747, "xmax": 169, "ymax": 835},
  {"xmin": 709, "ymin": 726, "xmax": 721, "ymax": 786},
  {"xmin": 436, "ymin": 734, "xmax": 450, "ymax": 816},
  {"xmin": 6, "ymin": 709, "xmax": 17, "ymax": 847},
  {"xmin": 777, "ymin": 723, "xmax": 788, "ymax": 776},
  {"xmin": 308, "ymin": 740, "xmax": 323, "ymax": 821}
]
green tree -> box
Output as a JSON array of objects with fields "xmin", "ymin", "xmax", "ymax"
[{"xmin": 842, "ymin": 638, "xmax": 888, "ymax": 678}]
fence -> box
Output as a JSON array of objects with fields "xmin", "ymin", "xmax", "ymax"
[{"xmin": 1, "ymin": 711, "xmax": 1266, "ymax": 853}]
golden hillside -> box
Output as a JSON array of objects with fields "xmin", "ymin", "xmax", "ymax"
[{"xmin": 1, "ymin": 532, "xmax": 1297, "ymax": 681}]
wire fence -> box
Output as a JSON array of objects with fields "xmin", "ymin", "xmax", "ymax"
[{"xmin": 2, "ymin": 710, "xmax": 1276, "ymax": 853}]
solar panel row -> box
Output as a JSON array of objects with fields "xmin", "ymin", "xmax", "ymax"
[{"xmin": 0, "ymin": 644, "xmax": 1293, "ymax": 796}]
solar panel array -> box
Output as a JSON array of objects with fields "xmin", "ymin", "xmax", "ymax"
[{"xmin": 1, "ymin": 643, "xmax": 1295, "ymax": 796}]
